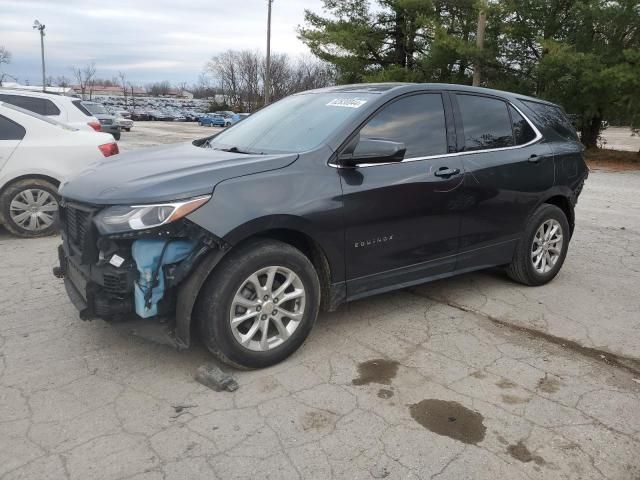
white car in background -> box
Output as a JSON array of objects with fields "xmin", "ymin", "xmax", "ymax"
[
  {"xmin": 115, "ymin": 115, "xmax": 134, "ymax": 132},
  {"xmin": 0, "ymin": 102, "xmax": 118, "ymax": 237},
  {"xmin": 0, "ymin": 89, "xmax": 102, "ymax": 132}
]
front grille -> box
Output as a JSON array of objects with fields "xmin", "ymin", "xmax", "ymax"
[
  {"xmin": 99, "ymin": 118, "xmax": 113, "ymax": 125},
  {"xmin": 65, "ymin": 206, "xmax": 91, "ymax": 247}
]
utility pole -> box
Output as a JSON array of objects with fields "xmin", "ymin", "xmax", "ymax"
[
  {"xmin": 33, "ymin": 20, "xmax": 46, "ymax": 92},
  {"xmin": 264, "ymin": 0, "xmax": 273, "ymax": 105},
  {"xmin": 472, "ymin": 0, "xmax": 487, "ymax": 87}
]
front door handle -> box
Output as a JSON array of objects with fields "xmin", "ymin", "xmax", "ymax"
[
  {"xmin": 528, "ymin": 154, "xmax": 541, "ymax": 163},
  {"xmin": 434, "ymin": 167, "xmax": 461, "ymax": 178}
]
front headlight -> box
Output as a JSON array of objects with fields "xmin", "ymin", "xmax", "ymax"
[{"xmin": 94, "ymin": 195, "xmax": 210, "ymax": 234}]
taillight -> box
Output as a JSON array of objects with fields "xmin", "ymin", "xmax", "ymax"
[
  {"xmin": 99, "ymin": 143, "xmax": 119, "ymax": 157},
  {"xmin": 88, "ymin": 121, "xmax": 101, "ymax": 132}
]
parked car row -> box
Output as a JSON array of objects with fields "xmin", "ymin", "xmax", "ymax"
[
  {"xmin": 0, "ymin": 101, "xmax": 118, "ymax": 237},
  {"xmin": 199, "ymin": 112, "xmax": 250, "ymax": 127}
]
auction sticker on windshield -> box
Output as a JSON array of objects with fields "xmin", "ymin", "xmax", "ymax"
[{"xmin": 326, "ymin": 98, "xmax": 367, "ymax": 108}]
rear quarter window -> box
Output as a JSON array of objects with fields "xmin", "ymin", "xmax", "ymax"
[
  {"xmin": 0, "ymin": 94, "xmax": 61, "ymax": 116},
  {"xmin": 521, "ymin": 100, "xmax": 578, "ymax": 142}
]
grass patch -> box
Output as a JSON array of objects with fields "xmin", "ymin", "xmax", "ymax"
[{"xmin": 585, "ymin": 148, "xmax": 640, "ymax": 171}]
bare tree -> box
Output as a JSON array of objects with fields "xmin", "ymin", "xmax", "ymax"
[
  {"xmin": 118, "ymin": 71, "xmax": 128, "ymax": 106},
  {"xmin": 71, "ymin": 62, "xmax": 96, "ymax": 100},
  {"xmin": 0, "ymin": 46, "xmax": 10, "ymax": 66},
  {"xmin": 55, "ymin": 75, "xmax": 71, "ymax": 88},
  {"xmin": 205, "ymin": 49, "xmax": 335, "ymax": 111},
  {"xmin": 146, "ymin": 81, "xmax": 171, "ymax": 96},
  {"xmin": 0, "ymin": 46, "xmax": 12, "ymax": 86}
]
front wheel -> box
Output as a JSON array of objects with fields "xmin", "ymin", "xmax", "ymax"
[
  {"xmin": 0, "ymin": 179, "xmax": 59, "ymax": 237},
  {"xmin": 507, "ymin": 204, "xmax": 570, "ymax": 286},
  {"xmin": 197, "ymin": 239, "xmax": 321, "ymax": 369}
]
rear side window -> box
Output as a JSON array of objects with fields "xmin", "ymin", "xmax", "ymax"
[
  {"xmin": 456, "ymin": 94, "xmax": 514, "ymax": 151},
  {"xmin": 509, "ymin": 106, "xmax": 537, "ymax": 145},
  {"xmin": 0, "ymin": 94, "xmax": 61, "ymax": 116},
  {"xmin": 359, "ymin": 93, "xmax": 447, "ymax": 158},
  {"xmin": 72, "ymin": 99, "xmax": 92, "ymax": 116},
  {"xmin": 0, "ymin": 114, "xmax": 26, "ymax": 140},
  {"xmin": 521, "ymin": 100, "xmax": 578, "ymax": 141}
]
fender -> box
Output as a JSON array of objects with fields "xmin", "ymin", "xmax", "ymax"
[{"xmin": 174, "ymin": 248, "xmax": 227, "ymax": 349}]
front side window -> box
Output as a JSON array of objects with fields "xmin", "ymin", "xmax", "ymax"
[
  {"xmin": 0, "ymin": 114, "xmax": 26, "ymax": 140},
  {"xmin": 457, "ymin": 94, "xmax": 514, "ymax": 151},
  {"xmin": 0, "ymin": 94, "xmax": 60, "ymax": 116},
  {"xmin": 358, "ymin": 93, "xmax": 447, "ymax": 158}
]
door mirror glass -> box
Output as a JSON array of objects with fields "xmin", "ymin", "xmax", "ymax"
[{"xmin": 339, "ymin": 138, "xmax": 406, "ymax": 166}]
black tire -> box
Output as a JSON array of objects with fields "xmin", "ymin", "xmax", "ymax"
[
  {"xmin": 0, "ymin": 179, "xmax": 59, "ymax": 238},
  {"xmin": 112, "ymin": 131, "xmax": 121, "ymax": 141},
  {"xmin": 197, "ymin": 239, "xmax": 321, "ymax": 369},
  {"xmin": 507, "ymin": 204, "xmax": 570, "ymax": 286},
  {"xmin": 125, "ymin": 128, "xmax": 131, "ymax": 132}
]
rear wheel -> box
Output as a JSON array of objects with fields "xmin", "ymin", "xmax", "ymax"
[
  {"xmin": 0, "ymin": 179, "xmax": 59, "ymax": 237},
  {"xmin": 198, "ymin": 239, "xmax": 321, "ymax": 369},
  {"xmin": 507, "ymin": 204, "xmax": 570, "ymax": 286}
]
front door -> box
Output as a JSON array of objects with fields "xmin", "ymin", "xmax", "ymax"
[{"xmin": 338, "ymin": 92, "xmax": 465, "ymax": 299}]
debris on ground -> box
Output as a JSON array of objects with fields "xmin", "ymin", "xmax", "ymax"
[
  {"xmin": 170, "ymin": 404, "xmax": 197, "ymax": 419},
  {"xmin": 195, "ymin": 364, "xmax": 239, "ymax": 392}
]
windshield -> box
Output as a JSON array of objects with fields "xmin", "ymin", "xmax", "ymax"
[
  {"xmin": 209, "ymin": 92, "xmax": 376, "ymax": 153},
  {"xmin": 83, "ymin": 102, "xmax": 108, "ymax": 115}
]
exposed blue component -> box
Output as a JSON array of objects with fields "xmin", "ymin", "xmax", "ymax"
[{"xmin": 131, "ymin": 239, "xmax": 197, "ymax": 318}]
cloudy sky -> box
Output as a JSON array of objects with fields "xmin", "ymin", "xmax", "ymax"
[{"xmin": 0, "ymin": 0, "xmax": 325, "ymax": 86}]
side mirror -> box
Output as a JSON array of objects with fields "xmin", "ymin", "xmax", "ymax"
[{"xmin": 339, "ymin": 138, "xmax": 406, "ymax": 167}]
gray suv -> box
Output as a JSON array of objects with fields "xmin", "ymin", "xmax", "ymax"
[{"xmin": 82, "ymin": 101, "xmax": 121, "ymax": 140}]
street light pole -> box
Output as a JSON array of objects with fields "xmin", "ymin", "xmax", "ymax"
[
  {"xmin": 33, "ymin": 20, "xmax": 46, "ymax": 92},
  {"xmin": 264, "ymin": 0, "xmax": 273, "ymax": 105}
]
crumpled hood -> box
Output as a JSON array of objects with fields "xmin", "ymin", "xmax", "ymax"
[{"xmin": 59, "ymin": 142, "xmax": 298, "ymax": 204}]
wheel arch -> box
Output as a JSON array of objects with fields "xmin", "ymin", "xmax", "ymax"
[
  {"xmin": 175, "ymin": 224, "xmax": 340, "ymax": 349},
  {"xmin": 543, "ymin": 194, "xmax": 574, "ymax": 236},
  {"xmin": 0, "ymin": 174, "xmax": 61, "ymax": 195},
  {"xmin": 0, "ymin": 174, "xmax": 61, "ymax": 224}
]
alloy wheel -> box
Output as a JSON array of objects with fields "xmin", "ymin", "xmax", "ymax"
[
  {"xmin": 531, "ymin": 219, "xmax": 563, "ymax": 274},
  {"xmin": 9, "ymin": 189, "xmax": 58, "ymax": 232},
  {"xmin": 229, "ymin": 266, "xmax": 306, "ymax": 352}
]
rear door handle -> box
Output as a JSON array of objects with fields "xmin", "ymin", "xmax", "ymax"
[
  {"xmin": 528, "ymin": 154, "xmax": 541, "ymax": 163},
  {"xmin": 434, "ymin": 167, "xmax": 461, "ymax": 178}
]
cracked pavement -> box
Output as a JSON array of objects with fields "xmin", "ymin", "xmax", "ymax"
[{"xmin": 1, "ymin": 123, "xmax": 639, "ymax": 479}]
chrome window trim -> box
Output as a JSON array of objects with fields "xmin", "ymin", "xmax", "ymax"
[{"xmin": 329, "ymin": 101, "xmax": 543, "ymax": 169}]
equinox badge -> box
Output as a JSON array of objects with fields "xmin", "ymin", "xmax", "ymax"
[{"xmin": 354, "ymin": 235, "xmax": 394, "ymax": 248}]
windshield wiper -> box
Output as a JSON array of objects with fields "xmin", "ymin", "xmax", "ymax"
[{"xmin": 215, "ymin": 146, "xmax": 256, "ymax": 155}]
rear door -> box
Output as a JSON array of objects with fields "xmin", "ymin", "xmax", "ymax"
[
  {"xmin": 0, "ymin": 113, "xmax": 25, "ymax": 172},
  {"xmin": 339, "ymin": 92, "xmax": 465, "ymax": 299},
  {"xmin": 451, "ymin": 93, "xmax": 554, "ymax": 270}
]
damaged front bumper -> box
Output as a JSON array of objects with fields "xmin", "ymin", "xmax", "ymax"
[{"xmin": 53, "ymin": 200, "xmax": 227, "ymax": 348}]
